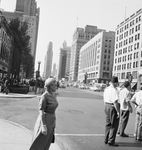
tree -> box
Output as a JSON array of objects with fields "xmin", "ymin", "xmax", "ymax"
[{"xmin": 8, "ymin": 18, "xmax": 34, "ymax": 79}]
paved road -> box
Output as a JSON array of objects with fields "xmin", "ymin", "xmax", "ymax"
[
  {"xmin": 0, "ymin": 87, "xmax": 142, "ymax": 149},
  {"xmin": 56, "ymin": 87, "xmax": 142, "ymax": 150}
]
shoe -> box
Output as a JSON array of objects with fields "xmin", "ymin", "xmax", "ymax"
[
  {"xmin": 108, "ymin": 142, "xmax": 119, "ymax": 147},
  {"xmin": 117, "ymin": 132, "xmax": 120, "ymax": 134},
  {"xmin": 120, "ymin": 133, "xmax": 129, "ymax": 137},
  {"xmin": 104, "ymin": 141, "xmax": 108, "ymax": 144},
  {"xmin": 137, "ymin": 139, "xmax": 142, "ymax": 141}
]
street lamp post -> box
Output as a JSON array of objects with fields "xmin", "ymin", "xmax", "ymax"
[
  {"xmin": 84, "ymin": 72, "xmax": 88, "ymax": 85},
  {"xmin": 35, "ymin": 61, "xmax": 41, "ymax": 94}
]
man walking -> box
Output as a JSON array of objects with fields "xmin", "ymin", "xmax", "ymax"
[{"xmin": 104, "ymin": 76, "xmax": 120, "ymax": 146}]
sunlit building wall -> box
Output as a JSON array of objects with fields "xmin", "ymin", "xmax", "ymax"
[
  {"xmin": 78, "ymin": 31, "xmax": 115, "ymax": 84},
  {"xmin": 113, "ymin": 8, "xmax": 142, "ymax": 87},
  {"xmin": 69, "ymin": 25, "xmax": 105, "ymax": 81}
]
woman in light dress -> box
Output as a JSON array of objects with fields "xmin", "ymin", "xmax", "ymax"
[{"xmin": 29, "ymin": 77, "xmax": 58, "ymax": 150}]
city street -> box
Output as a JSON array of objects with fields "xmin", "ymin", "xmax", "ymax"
[{"xmin": 0, "ymin": 87, "xmax": 142, "ymax": 149}]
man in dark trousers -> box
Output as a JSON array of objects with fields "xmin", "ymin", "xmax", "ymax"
[
  {"xmin": 118, "ymin": 81, "xmax": 133, "ymax": 137},
  {"xmin": 103, "ymin": 76, "xmax": 120, "ymax": 146}
]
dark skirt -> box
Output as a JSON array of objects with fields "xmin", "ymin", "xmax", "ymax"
[{"xmin": 29, "ymin": 113, "xmax": 55, "ymax": 150}]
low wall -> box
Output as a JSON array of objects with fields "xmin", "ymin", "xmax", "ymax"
[{"xmin": 8, "ymin": 85, "xmax": 29, "ymax": 94}]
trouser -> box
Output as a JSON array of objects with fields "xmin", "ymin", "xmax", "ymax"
[
  {"xmin": 104, "ymin": 103, "xmax": 119, "ymax": 144},
  {"xmin": 118, "ymin": 110, "xmax": 129, "ymax": 135},
  {"xmin": 135, "ymin": 106, "xmax": 142, "ymax": 140}
]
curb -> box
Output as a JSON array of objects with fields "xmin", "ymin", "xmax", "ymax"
[
  {"xmin": 0, "ymin": 93, "xmax": 37, "ymax": 98},
  {"xmin": 0, "ymin": 119, "xmax": 33, "ymax": 135},
  {"xmin": 0, "ymin": 119, "xmax": 62, "ymax": 150}
]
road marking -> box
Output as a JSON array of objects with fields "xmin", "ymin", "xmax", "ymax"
[{"xmin": 55, "ymin": 134, "xmax": 105, "ymax": 136}]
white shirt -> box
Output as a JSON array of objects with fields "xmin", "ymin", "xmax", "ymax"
[
  {"xmin": 131, "ymin": 91, "xmax": 142, "ymax": 106},
  {"xmin": 119, "ymin": 88, "xmax": 130, "ymax": 110},
  {"xmin": 116, "ymin": 87, "xmax": 122, "ymax": 103},
  {"xmin": 103, "ymin": 84, "xmax": 118, "ymax": 103}
]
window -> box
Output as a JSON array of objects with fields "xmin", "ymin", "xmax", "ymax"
[
  {"xmin": 121, "ymin": 72, "xmax": 125, "ymax": 79},
  {"xmin": 132, "ymin": 71, "xmax": 137, "ymax": 79},
  {"xmin": 140, "ymin": 60, "xmax": 142, "ymax": 67}
]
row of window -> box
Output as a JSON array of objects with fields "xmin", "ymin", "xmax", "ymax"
[
  {"xmin": 117, "ymin": 15, "xmax": 141, "ymax": 34},
  {"xmin": 114, "ymin": 60, "xmax": 142, "ymax": 71},
  {"xmin": 117, "ymin": 24, "xmax": 141, "ymax": 41},
  {"xmin": 1, "ymin": 28, "xmax": 11, "ymax": 46},
  {"xmin": 115, "ymin": 42, "xmax": 139, "ymax": 56},
  {"xmin": 115, "ymin": 51, "xmax": 140, "ymax": 63},
  {"xmin": 78, "ymin": 33, "xmax": 95, "ymax": 40},
  {"xmin": 118, "ymin": 71, "xmax": 137, "ymax": 80},
  {"xmin": 0, "ymin": 43, "xmax": 9, "ymax": 63},
  {"xmin": 116, "ymin": 33, "xmax": 140, "ymax": 49}
]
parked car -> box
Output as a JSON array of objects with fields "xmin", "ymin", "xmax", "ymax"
[
  {"xmin": 79, "ymin": 84, "xmax": 86, "ymax": 89},
  {"xmin": 99, "ymin": 83, "xmax": 107, "ymax": 91},
  {"xmin": 60, "ymin": 82, "xmax": 66, "ymax": 88},
  {"xmin": 89, "ymin": 83, "xmax": 107, "ymax": 92},
  {"xmin": 89, "ymin": 85, "xmax": 101, "ymax": 91}
]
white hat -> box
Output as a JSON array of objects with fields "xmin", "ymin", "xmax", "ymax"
[{"xmin": 44, "ymin": 78, "xmax": 56, "ymax": 88}]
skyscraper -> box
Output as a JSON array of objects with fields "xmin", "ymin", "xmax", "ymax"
[
  {"xmin": 78, "ymin": 31, "xmax": 115, "ymax": 84},
  {"xmin": 113, "ymin": 8, "xmax": 142, "ymax": 89},
  {"xmin": 44, "ymin": 42, "xmax": 53, "ymax": 79},
  {"xmin": 58, "ymin": 41, "xmax": 71, "ymax": 80},
  {"xmin": 15, "ymin": 0, "xmax": 24, "ymax": 12}
]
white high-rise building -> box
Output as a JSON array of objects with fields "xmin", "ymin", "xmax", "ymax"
[
  {"xmin": 69, "ymin": 25, "xmax": 105, "ymax": 81},
  {"xmin": 78, "ymin": 31, "xmax": 115, "ymax": 84},
  {"xmin": 43, "ymin": 42, "xmax": 53, "ymax": 79},
  {"xmin": 113, "ymin": 8, "xmax": 142, "ymax": 89}
]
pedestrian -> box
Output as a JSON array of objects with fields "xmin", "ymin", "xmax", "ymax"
[
  {"xmin": 118, "ymin": 81, "xmax": 133, "ymax": 137},
  {"xmin": 29, "ymin": 77, "xmax": 59, "ymax": 150},
  {"xmin": 131, "ymin": 85, "xmax": 142, "ymax": 141},
  {"xmin": 103, "ymin": 76, "xmax": 120, "ymax": 146},
  {"xmin": 3, "ymin": 77, "xmax": 9, "ymax": 94}
]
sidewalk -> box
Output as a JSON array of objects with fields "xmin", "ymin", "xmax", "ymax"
[
  {"xmin": 0, "ymin": 92, "xmax": 37, "ymax": 98},
  {"xmin": 0, "ymin": 93, "xmax": 62, "ymax": 150}
]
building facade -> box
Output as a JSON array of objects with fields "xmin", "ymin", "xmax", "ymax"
[
  {"xmin": 58, "ymin": 41, "xmax": 71, "ymax": 80},
  {"xmin": 78, "ymin": 31, "xmax": 115, "ymax": 84},
  {"xmin": 43, "ymin": 42, "xmax": 53, "ymax": 79},
  {"xmin": 51, "ymin": 63, "xmax": 57, "ymax": 79},
  {"xmin": 69, "ymin": 25, "xmax": 105, "ymax": 81},
  {"xmin": 0, "ymin": 12, "xmax": 11, "ymax": 78},
  {"xmin": 113, "ymin": 8, "xmax": 142, "ymax": 87}
]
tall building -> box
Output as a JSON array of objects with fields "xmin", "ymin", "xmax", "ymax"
[
  {"xmin": 58, "ymin": 41, "xmax": 71, "ymax": 80},
  {"xmin": 2, "ymin": 0, "xmax": 40, "ymax": 66},
  {"xmin": 44, "ymin": 42, "xmax": 53, "ymax": 79},
  {"xmin": 15, "ymin": 0, "xmax": 24, "ymax": 12},
  {"xmin": 69, "ymin": 25, "xmax": 105, "ymax": 81},
  {"xmin": 0, "ymin": 12, "xmax": 12, "ymax": 78},
  {"xmin": 51, "ymin": 63, "xmax": 57, "ymax": 79},
  {"xmin": 78, "ymin": 31, "xmax": 115, "ymax": 84},
  {"xmin": 113, "ymin": 8, "xmax": 142, "ymax": 88}
]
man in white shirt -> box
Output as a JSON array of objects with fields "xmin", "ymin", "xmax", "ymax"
[
  {"xmin": 118, "ymin": 81, "xmax": 133, "ymax": 137},
  {"xmin": 131, "ymin": 85, "xmax": 142, "ymax": 141},
  {"xmin": 103, "ymin": 76, "xmax": 120, "ymax": 146}
]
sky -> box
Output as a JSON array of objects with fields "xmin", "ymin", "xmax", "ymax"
[{"xmin": 0, "ymin": 0, "xmax": 142, "ymax": 74}]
